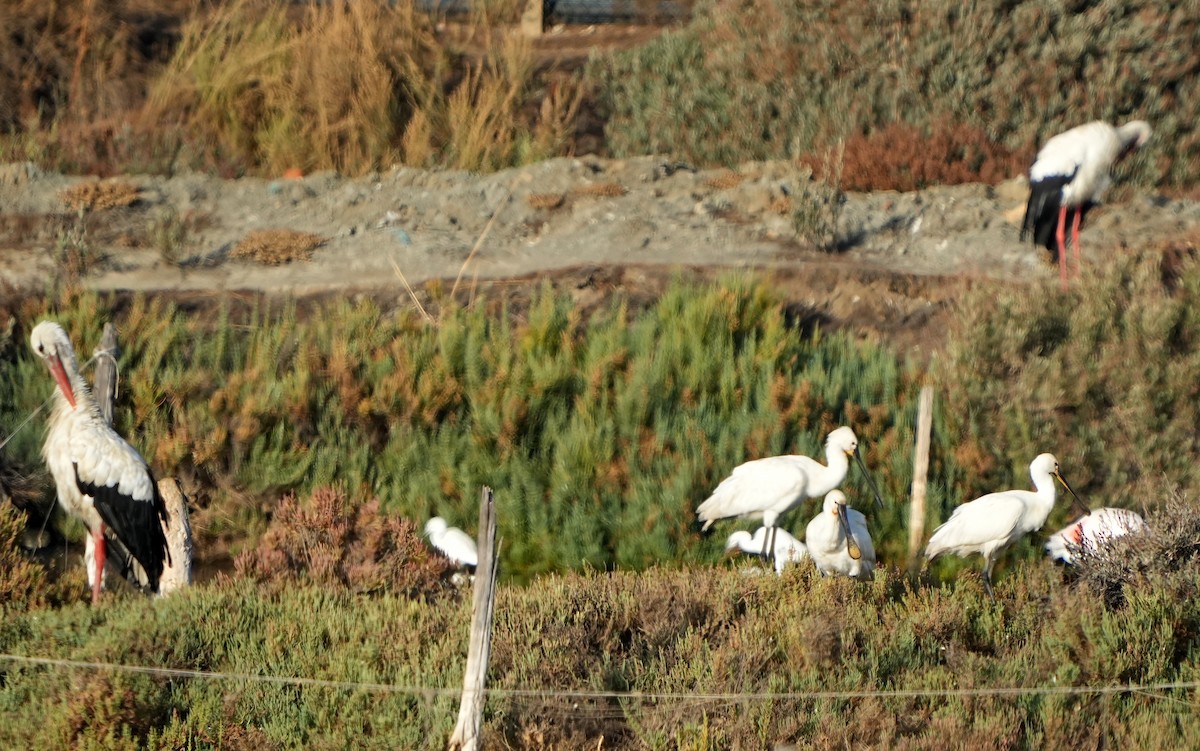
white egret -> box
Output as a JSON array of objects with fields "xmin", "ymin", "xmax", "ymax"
[
  {"xmin": 31, "ymin": 321, "xmax": 170, "ymax": 603},
  {"xmin": 805, "ymin": 490, "xmax": 876, "ymax": 581},
  {"xmin": 697, "ymin": 426, "xmax": 883, "ymax": 563},
  {"xmin": 424, "ymin": 516, "xmax": 478, "ymax": 568},
  {"xmin": 1045, "ymin": 507, "xmax": 1147, "ymax": 564},
  {"xmin": 724, "ymin": 527, "xmax": 809, "ymax": 575},
  {"xmin": 925, "ymin": 453, "xmax": 1089, "ymax": 599},
  {"xmin": 1021, "ymin": 120, "xmax": 1152, "ymax": 289}
]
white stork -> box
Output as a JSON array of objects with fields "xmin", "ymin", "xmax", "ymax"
[
  {"xmin": 1021, "ymin": 120, "xmax": 1152, "ymax": 289},
  {"xmin": 925, "ymin": 453, "xmax": 1089, "ymax": 600},
  {"xmin": 696, "ymin": 425, "xmax": 883, "ymax": 564},
  {"xmin": 1045, "ymin": 506, "xmax": 1147, "ymax": 565},
  {"xmin": 30, "ymin": 321, "xmax": 169, "ymax": 603},
  {"xmin": 805, "ymin": 490, "xmax": 876, "ymax": 581}
]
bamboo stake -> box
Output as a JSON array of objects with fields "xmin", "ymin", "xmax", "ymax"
[
  {"xmin": 907, "ymin": 385, "xmax": 934, "ymax": 574},
  {"xmin": 449, "ymin": 487, "xmax": 499, "ymax": 751}
]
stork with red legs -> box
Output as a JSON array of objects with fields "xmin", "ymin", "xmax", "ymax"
[
  {"xmin": 30, "ymin": 321, "xmax": 169, "ymax": 603},
  {"xmin": 1021, "ymin": 120, "xmax": 1152, "ymax": 290}
]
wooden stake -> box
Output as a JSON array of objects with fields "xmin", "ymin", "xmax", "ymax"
[
  {"xmin": 907, "ymin": 385, "xmax": 934, "ymax": 574},
  {"xmin": 91, "ymin": 323, "xmax": 192, "ymax": 594},
  {"xmin": 157, "ymin": 478, "xmax": 194, "ymax": 595},
  {"xmin": 449, "ymin": 487, "xmax": 499, "ymax": 751}
]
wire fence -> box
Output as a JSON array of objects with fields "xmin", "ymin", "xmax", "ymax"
[{"xmin": 2, "ymin": 652, "xmax": 1197, "ymax": 705}]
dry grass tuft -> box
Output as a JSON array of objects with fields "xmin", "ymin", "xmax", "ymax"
[
  {"xmin": 526, "ymin": 192, "xmax": 566, "ymax": 210},
  {"xmin": 704, "ymin": 171, "xmax": 746, "ymax": 190},
  {"xmin": 572, "ymin": 181, "xmax": 628, "ymax": 198},
  {"xmin": 59, "ymin": 180, "xmax": 141, "ymax": 211},
  {"xmin": 231, "ymin": 229, "xmax": 324, "ymax": 265}
]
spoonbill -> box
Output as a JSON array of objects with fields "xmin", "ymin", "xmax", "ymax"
[
  {"xmin": 1020, "ymin": 120, "xmax": 1152, "ymax": 290},
  {"xmin": 424, "ymin": 516, "xmax": 478, "ymax": 568},
  {"xmin": 30, "ymin": 321, "xmax": 169, "ymax": 603},
  {"xmin": 805, "ymin": 490, "xmax": 876, "ymax": 581},
  {"xmin": 696, "ymin": 426, "xmax": 883, "ymax": 564},
  {"xmin": 1045, "ymin": 507, "xmax": 1147, "ymax": 564},
  {"xmin": 724, "ymin": 527, "xmax": 809, "ymax": 575},
  {"xmin": 925, "ymin": 453, "xmax": 1089, "ymax": 599}
]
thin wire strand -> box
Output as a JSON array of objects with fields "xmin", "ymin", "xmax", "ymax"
[{"xmin": 0, "ymin": 653, "xmax": 1197, "ymax": 704}]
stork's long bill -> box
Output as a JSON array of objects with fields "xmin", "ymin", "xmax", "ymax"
[
  {"xmin": 835, "ymin": 502, "xmax": 863, "ymax": 560},
  {"xmin": 44, "ymin": 353, "xmax": 77, "ymax": 408}
]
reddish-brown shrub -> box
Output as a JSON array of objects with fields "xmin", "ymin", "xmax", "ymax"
[
  {"xmin": 233, "ymin": 485, "xmax": 452, "ymax": 598},
  {"xmin": 803, "ymin": 116, "xmax": 1031, "ymax": 192}
]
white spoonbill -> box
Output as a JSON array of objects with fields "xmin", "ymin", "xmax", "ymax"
[
  {"xmin": 697, "ymin": 426, "xmax": 883, "ymax": 563},
  {"xmin": 1045, "ymin": 507, "xmax": 1147, "ymax": 564},
  {"xmin": 1021, "ymin": 120, "xmax": 1152, "ymax": 290},
  {"xmin": 424, "ymin": 516, "xmax": 478, "ymax": 567},
  {"xmin": 30, "ymin": 321, "xmax": 170, "ymax": 603},
  {"xmin": 925, "ymin": 453, "xmax": 1089, "ymax": 599},
  {"xmin": 805, "ymin": 490, "xmax": 876, "ymax": 581},
  {"xmin": 724, "ymin": 527, "xmax": 809, "ymax": 575}
]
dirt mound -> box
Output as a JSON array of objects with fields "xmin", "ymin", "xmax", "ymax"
[{"xmin": 1, "ymin": 156, "xmax": 1197, "ymax": 356}]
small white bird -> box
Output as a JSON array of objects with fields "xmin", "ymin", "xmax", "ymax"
[
  {"xmin": 1021, "ymin": 120, "xmax": 1152, "ymax": 289},
  {"xmin": 805, "ymin": 490, "xmax": 876, "ymax": 581},
  {"xmin": 697, "ymin": 426, "xmax": 882, "ymax": 564},
  {"xmin": 424, "ymin": 516, "xmax": 478, "ymax": 568},
  {"xmin": 1045, "ymin": 507, "xmax": 1147, "ymax": 564},
  {"xmin": 30, "ymin": 321, "xmax": 170, "ymax": 603},
  {"xmin": 724, "ymin": 527, "xmax": 809, "ymax": 575},
  {"xmin": 925, "ymin": 453, "xmax": 1089, "ymax": 599}
]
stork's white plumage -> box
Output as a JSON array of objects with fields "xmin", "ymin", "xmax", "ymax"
[
  {"xmin": 925, "ymin": 453, "xmax": 1088, "ymax": 599},
  {"xmin": 724, "ymin": 527, "xmax": 808, "ymax": 575},
  {"xmin": 30, "ymin": 321, "xmax": 169, "ymax": 603},
  {"xmin": 1021, "ymin": 120, "xmax": 1152, "ymax": 289},
  {"xmin": 696, "ymin": 426, "xmax": 882, "ymax": 564},
  {"xmin": 805, "ymin": 490, "xmax": 875, "ymax": 581},
  {"xmin": 1045, "ymin": 507, "xmax": 1147, "ymax": 564},
  {"xmin": 424, "ymin": 516, "xmax": 478, "ymax": 567}
]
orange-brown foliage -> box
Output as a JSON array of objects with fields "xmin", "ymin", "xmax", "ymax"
[
  {"xmin": 804, "ymin": 117, "xmax": 1030, "ymax": 192},
  {"xmin": 234, "ymin": 485, "xmax": 453, "ymax": 597}
]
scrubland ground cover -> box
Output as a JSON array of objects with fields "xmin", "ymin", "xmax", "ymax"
[
  {"xmin": 3, "ymin": 0, "xmax": 1200, "ymax": 746},
  {"xmin": 3, "ymin": 242, "xmax": 1200, "ymax": 746}
]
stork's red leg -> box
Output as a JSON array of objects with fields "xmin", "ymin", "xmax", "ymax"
[
  {"xmin": 1071, "ymin": 208, "xmax": 1083, "ymax": 277},
  {"xmin": 1056, "ymin": 205, "xmax": 1069, "ymax": 290},
  {"xmin": 92, "ymin": 525, "xmax": 106, "ymax": 604}
]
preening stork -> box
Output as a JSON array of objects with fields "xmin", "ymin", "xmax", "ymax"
[
  {"xmin": 1021, "ymin": 120, "xmax": 1152, "ymax": 289},
  {"xmin": 925, "ymin": 453, "xmax": 1089, "ymax": 600},
  {"xmin": 424, "ymin": 516, "xmax": 478, "ymax": 568},
  {"xmin": 805, "ymin": 490, "xmax": 876, "ymax": 581},
  {"xmin": 30, "ymin": 321, "xmax": 169, "ymax": 603},
  {"xmin": 696, "ymin": 426, "xmax": 883, "ymax": 564},
  {"xmin": 724, "ymin": 527, "xmax": 809, "ymax": 575},
  {"xmin": 1045, "ymin": 507, "xmax": 1147, "ymax": 565}
]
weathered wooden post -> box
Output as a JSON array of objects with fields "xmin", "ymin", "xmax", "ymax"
[
  {"xmin": 91, "ymin": 323, "xmax": 193, "ymax": 594},
  {"xmin": 448, "ymin": 486, "xmax": 499, "ymax": 751},
  {"xmin": 519, "ymin": 0, "xmax": 544, "ymax": 37},
  {"xmin": 907, "ymin": 385, "xmax": 934, "ymax": 574}
]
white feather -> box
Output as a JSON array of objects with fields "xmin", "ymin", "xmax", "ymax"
[
  {"xmin": 425, "ymin": 516, "xmax": 478, "ymax": 567},
  {"xmin": 724, "ymin": 527, "xmax": 809, "ymax": 575},
  {"xmin": 1045, "ymin": 507, "xmax": 1147, "ymax": 564},
  {"xmin": 806, "ymin": 490, "xmax": 875, "ymax": 581}
]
